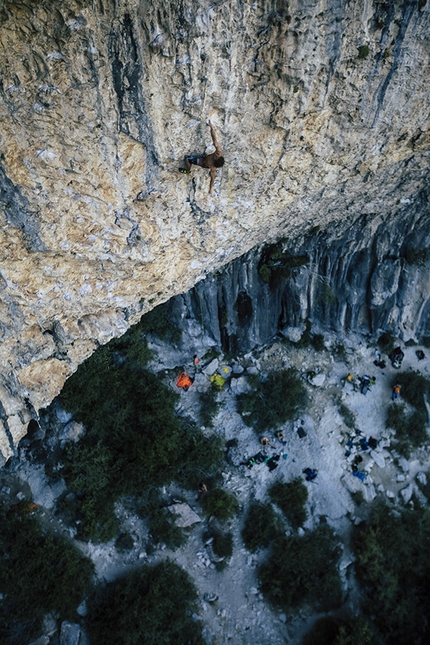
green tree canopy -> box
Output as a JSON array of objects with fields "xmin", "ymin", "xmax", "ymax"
[
  {"xmin": 237, "ymin": 368, "xmax": 308, "ymax": 431},
  {"xmin": 85, "ymin": 560, "xmax": 204, "ymax": 645}
]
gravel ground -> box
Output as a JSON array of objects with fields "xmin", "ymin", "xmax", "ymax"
[{"xmin": 1, "ymin": 332, "xmax": 430, "ymax": 645}]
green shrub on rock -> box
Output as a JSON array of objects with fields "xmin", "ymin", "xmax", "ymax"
[
  {"xmin": 353, "ymin": 504, "xmax": 430, "ymax": 645},
  {"xmin": 0, "ymin": 501, "xmax": 94, "ymax": 645},
  {"xmin": 85, "ymin": 560, "xmax": 204, "ymax": 645},
  {"xmin": 268, "ymin": 478, "xmax": 308, "ymax": 529},
  {"xmin": 241, "ymin": 502, "xmax": 283, "ymax": 552},
  {"xmin": 237, "ymin": 368, "xmax": 307, "ymax": 431},
  {"xmin": 385, "ymin": 371, "xmax": 430, "ymax": 457},
  {"xmin": 258, "ymin": 524, "xmax": 342, "ymax": 613},
  {"xmin": 147, "ymin": 507, "xmax": 185, "ymax": 550},
  {"xmin": 212, "ymin": 530, "xmax": 233, "ymax": 558},
  {"xmin": 57, "ymin": 339, "xmax": 224, "ymax": 542},
  {"xmin": 301, "ymin": 616, "xmax": 379, "ymax": 645},
  {"xmin": 200, "ymin": 488, "xmax": 238, "ymax": 521}
]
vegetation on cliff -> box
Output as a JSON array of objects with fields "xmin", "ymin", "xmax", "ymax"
[
  {"xmin": 0, "ymin": 501, "xmax": 94, "ymax": 645},
  {"xmin": 352, "ymin": 504, "xmax": 430, "ymax": 645},
  {"xmin": 85, "ymin": 560, "xmax": 204, "ymax": 645},
  {"xmin": 237, "ymin": 368, "xmax": 307, "ymax": 431},
  {"xmin": 258, "ymin": 523, "xmax": 342, "ymax": 613},
  {"xmin": 385, "ymin": 371, "xmax": 430, "ymax": 457},
  {"xmin": 268, "ymin": 478, "xmax": 308, "ymax": 529},
  {"xmin": 56, "ymin": 318, "xmax": 223, "ymax": 542}
]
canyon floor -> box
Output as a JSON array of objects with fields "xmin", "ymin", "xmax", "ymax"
[{"xmin": 1, "ymin": 332, "xmax": 430, "ymax": 645}]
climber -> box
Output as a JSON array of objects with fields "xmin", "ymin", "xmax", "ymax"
[{"xmin": 179, "ymin": 120, "xmax": 225, "ymax": 194}]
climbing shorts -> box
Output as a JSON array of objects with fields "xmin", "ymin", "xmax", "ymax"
[{"xmin": 186, "ymin": 154, "xmax": 208, "ymax": 168}]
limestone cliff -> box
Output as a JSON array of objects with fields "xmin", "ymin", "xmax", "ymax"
[{"xmin": 0, "ymin": 0, "xmax": 429, "ymax": 460}]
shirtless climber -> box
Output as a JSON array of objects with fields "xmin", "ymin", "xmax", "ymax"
[{"xmin": 180, "ymin": 120, "xmax": 225, "ymax": 194}]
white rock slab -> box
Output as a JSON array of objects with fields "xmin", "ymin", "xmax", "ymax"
[{"xmin": 167, "ymin": 503, "xmax": 202, "ymax": 527}]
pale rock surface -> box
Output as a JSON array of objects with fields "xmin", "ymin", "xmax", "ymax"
[
  {"xmin": 310, "ymin": 373, "xmax": 325, "ymax": 387},
  {"xmin": 167, "ymin": 502, "xmax": 202, "ymax": 527},
  {"xmin": 400, "ymin": 483, "xmax": 414, "ymax": 505},
  {"xmin": 59, "ymin": 622, "xmax": 83, "ymax": 645},
  {"xmin": 0, "ymin": 0, "xmax": 430, "ymax": 458}
]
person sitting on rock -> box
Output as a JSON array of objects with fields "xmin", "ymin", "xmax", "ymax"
[
  {"xmin": 180, "ymin": 120, "xmax": 225, "ymax": 194},
  {"xmin": 259, "ymin": 436, "xmax": 273, "ymax": 451},
  {"xmin": 303, "ymin": 467, "xmax": 318, "ymax": 482},
  {"xmin": 198, "ymin": 482, "xmax": 208, "ymax": 495},
  {"xmin": 275, "ymin": 430, "xmax": 286, "ymax": 444}
]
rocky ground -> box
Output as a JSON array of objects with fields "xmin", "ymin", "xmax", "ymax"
[{"xmin": 1, "ymin": 332, "xmax": 430, "ymax": 645}]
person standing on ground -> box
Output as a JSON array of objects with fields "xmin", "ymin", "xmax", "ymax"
[
  {"xmin": 392, "ymin": 383, "xmax": 401, "ymax": 400},
  {"xmin": 180, "ymin": 120, "xmax": 225, "ymax": 194}
]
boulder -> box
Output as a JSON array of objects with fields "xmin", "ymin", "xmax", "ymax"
[
  {"xmin": 28, "ymin": 637, "xmax": 49, "ymax": 645},
  {"xmin": 370, "ymin": 450, "xmax": 385, "ymax": 468},
  {"xmin": 60, "ymin": 622, "xmax": 81, "ymax": 645},
  {"xmin": 281, "ymin": 325, "xmax": 306, "ymax": 343},
  {"xmin": 203, "ymin": 359, "xmax": 219, "ymax": 376},
  {"xmin": 218, "ymin": 365, "xmax": 232, "ymax": 379},
  {"xmin": 230, "ymin": 376, "xmax": 249, "ymax": 395},
  {"xmin": 55, "ymin": 405, "xmax": 73, "ymax": 425},
  {"xmin": 167, "ymin": 503, "xmax": 202, "ymax": 527},
  {"xmin": 231, "ymin": 363, "xmax": 244, "ymax": 375},
  {"xmin": 398, "ymin": 457, "xmax": 410, "ymax": 473},
  {"xmin": 310, "ymin": 373, "xmax": 325, "ymax": 387},
  {"xmin": 400, "ymin": 483, "xmax": 414, "ymax": 504},
  {"xmin": 61, "ymin": 420, "xmax": 85, "ymax": 443},
  {"xmin": 416, "ymin": 472, "xmax": 427, "ymax": 487}
]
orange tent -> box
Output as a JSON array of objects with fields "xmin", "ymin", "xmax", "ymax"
[{"xmin": 176, "ymin": 372, "xmax": 193, "ymax": 391}]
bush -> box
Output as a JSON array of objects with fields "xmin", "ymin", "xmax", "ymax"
[
  {"xmin": 258, "ymin": 240, "xmax": 308, "ymax": 285},
  {"xmin": 139, "ymin": 302, "xmax": 182, "ymax": 343},
  {"xmin": 147, "ymin": 508, "xmax": 185, "ymax": 549},
  {"xmin": 242, "ymin": 502, "xmax": 283, "ymax": 552},
  {"xmin": 391, "ymin": 371, "xmax": 430, "ymax": 413},
  {"xmin": 204, "ymin": 525, "xmax": 234, "ymax": 559},
  {"xmin": 301, "ymin": 616, "xmax": 379, "ymax": 645},
  {"xmin": 85, "ymin": 560, "xmax": 204, "ymax": 645},
  {"xmin": 333, "ymin": 342, "xmax": 347, "ymax": 361},
  {"xmin": 115, "ymin": 532, "xmax": 134, "ymax": 552},
  {"xmin": 385, "ymin": 372, "xmax": 430, "ymax": 457},
  {"xmin": 237, "ymin": 368, "xmax": 308, "ymax": 431},
  {"xmin": 258, "ymin": 524, "xmax": 342, "ymax": 613},
  {"xmin": 212, "ymin": 530, "xmax": 233, "ymax": 558},
  {"xmin": 357, "ymin": 45, "xmax": 369, "ymax": 59},
  {"xmin": 200, "ymin": 488, "xmax": 238, "ymax": 521},
  {"xmin": 337, "ymin": 401, "xmax": 356, "ymax": 429},
  {"xmin": 268, "ymin": 478, "xmax": 308, "ymax": 529},
  {"xmin": 386, "ymin": 404, "xmax": 428, "ymax": 457},
  {"xmin": 199, "ymin": 387, "xmax": 220, "ymax": 428},
  {"xmin": 0, "ymin": 502, "xmax": 94, "ymax": 645},
  {"xmin": 353, "ymin": 504, "xmax": 430, "ymax": 644},
  {"xmin": 311, "ymin": 333, "xmax": 325, "ymax": 351},
  {"xmin": 377, "ymin": 332, "xmax": 395, "ymax": 355},
  {"xmin": 56, "ymin": 342, "xmax": 224, "ymax": 541}
]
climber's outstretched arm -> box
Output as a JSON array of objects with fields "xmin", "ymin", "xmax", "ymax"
[
  {"xmin": 207, "ymin": 120, "xmax": 222, "ymax": 155},
  {"xmin": 209, "ymin": 167, "xmax": 216, "ymax": 194}
]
